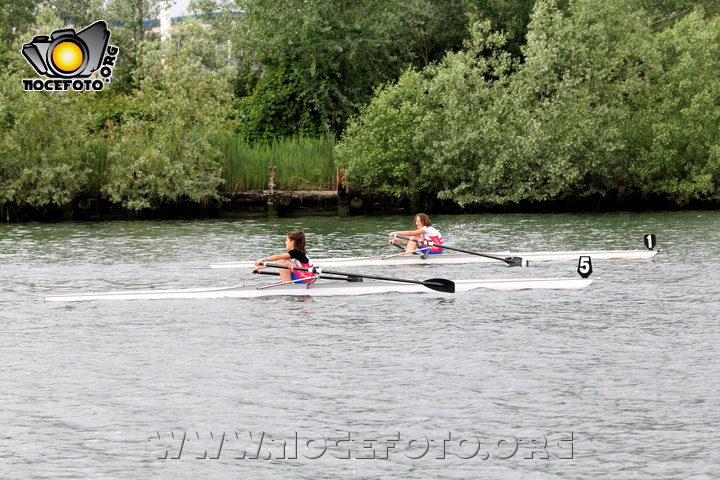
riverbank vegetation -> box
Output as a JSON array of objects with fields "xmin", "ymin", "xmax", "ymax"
[
  {"xmin": 337, "ymin": 1, "xmax": 720, "ymax": 208},
  {"xmin": 1, "ymin": 0, "xmax": 719, "ymax": 220},
  {"xmin": 218, "ymin": 133, "xmax": 337, "ymax": 192}
]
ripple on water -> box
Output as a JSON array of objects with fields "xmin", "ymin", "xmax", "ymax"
[{"xmin": 1, "ymin": 211, "xmax": 719, "ymax": 479}]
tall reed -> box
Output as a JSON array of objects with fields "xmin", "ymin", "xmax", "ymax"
[
  {"xmin": 217, "ymin": 133, "xmax": 337, "ymax": 192},
  {"xmin": 81, "ymin": 139, "xmax": 109, "ymax": 195}
]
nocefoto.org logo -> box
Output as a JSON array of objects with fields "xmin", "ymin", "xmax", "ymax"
[{"xmin": 21, "ymin": 20, "xmax": 119, "ymax": 92}]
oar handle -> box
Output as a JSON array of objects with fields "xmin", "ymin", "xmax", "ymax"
[{"xmin": 392, "ymin": 234, "xmax": 441, "ymax": 248}]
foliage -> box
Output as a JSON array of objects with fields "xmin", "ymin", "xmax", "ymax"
[
  {"xmin": 234, "ymin": 0, "xmax": 481, "ymax": 140},
  {"xmin": 336, "ymin": 21, "xmax": 519, "ymax": 203},
  {"xmin": 0, "ymin": 78, "xmax": 94, "ymax": 208},
  {"xmin": 99, "ymin": 0, "xmax": 170, "ymax": 92},
  {"xmin": 102, "ymin": 34, "xmax": 235, "ymax": 210},
  {"xmin": 0, "ymin": 0, "xmax": 37, "ymax": 54},
  {"xmin": 235, "ymin": 66, "xmax": 325, "ymax": 142},
  {"xmin": 337, "ymin": 0, "xmax": 720, "ymax": 207},
  {"xmin": 46, "ymin": 0, "xmax": 105, "ymax": 28},
  {"xmin": 2, "ymin": 0, "xmax": 719, "ymax": 217},
  {"xmin": 334, "ymin": 69, "xmax": 431, "ymax": 197},
  {"xmin": 0, "ymin": 7, "xmax": 97, "ymax": 209},
  {"xmin": 400, "ymin": 0, "xmax": 477, "ymax": 67},
  {"xmin": 631, "ymin": 10, "xmax": 720, "ymax": 202},
  {"xmin": 465, "ymin": 0, "xmax": 538, "ymax": 57}
]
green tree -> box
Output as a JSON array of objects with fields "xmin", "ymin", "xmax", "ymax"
[
  {"xmin": 465, "ymin": 0, "xmax": 539, "ymax": 57},
  {"xmin": 102, "ymin": 30, "xmax": 236, "ymax": 210},
  {"xmin": 234, "ymin": 0, "xmax": 491, "ymax": 140},
  {"xmin": 0, "ymin": 6, "xmax": 99, "ymax": 214},
  {"xmin": 626, "ymin": 0, "xmax": 720, "ymax": 23},
  {"xmin": 0, "ymin": 0, "xmax": 37, "ymax": 52},
  {"xmin": 515, "ymin": 0, "xmax": 719, "ymax": 204},
  {"xmin": 0, "ymin": 76, "xmax": 96, "ymax": 212},
  {"xmin": 338, "ymin": 0, "xmax": 720, "ymax": 207},
  {"xmin": 401, "ymin": 0, "xmax": 475, "ymax": 67},
  {"xmin": 337, "ymin": 22, "xmax": 516, "ymax": 205},
  {"xmin": 100, "ymin": 0, "xmax": 169, "ymax": 91},
  {"xmin": 510, "ymin": 0, "xmax": 658, "ymax": 202},
  {"xmin": 234, "ymin": 0, "xmax": 412, "ymax": 138},
  {"xmin": 47, "ymin": 0, "xmax": 104, "ymax": 27},
  {"xmin": 631, "ymin": 10, "xmax": 720, "ymax": 202},
  {"xmin": 335, "ymin": 68, "xmax": 431, "ymax": 198}
]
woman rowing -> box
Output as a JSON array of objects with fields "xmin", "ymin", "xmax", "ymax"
[
  {"xmin": 251, "ymin": 230, "xmax": 316, "ymax": 283},
  {"xmin": 388, "ymin": 213, "xmax": 444, "ymax": 254}
]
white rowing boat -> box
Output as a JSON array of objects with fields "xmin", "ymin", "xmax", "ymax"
[
  {"xmin": 210, "ymin": 249, "xmax": 658, "ymax": 269},
  {"xmin": 44, "ymin": 277, "xmax": 593, "ymax": 302}
]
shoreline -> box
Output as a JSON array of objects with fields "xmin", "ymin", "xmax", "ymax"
[{"xmin": 2, "ymin": 190, "xmax": 718, "ymax": 223}]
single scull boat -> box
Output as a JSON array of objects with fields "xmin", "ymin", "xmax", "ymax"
[
  {"xmin": 210, "ymin": 248, "xmax": 657, "ymax": 269},
  {"xmin": 45, "ymin": 277, "xmax": 593, "ymax": 302},
  {"xmin": 212, "ymin": 235, "xmax": 659, "ymax": 269}
]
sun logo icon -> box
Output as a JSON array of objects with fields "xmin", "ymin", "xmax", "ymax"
[{"xmin": 52, "ymin": 41, "xmax": 85, "ymax": 73}]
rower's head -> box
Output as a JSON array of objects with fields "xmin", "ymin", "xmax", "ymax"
[
  {"xmin": 286, "ymin": 230, "xmax": 307, "ymax": 253},
  {"xmin": 415, "ymin": 213, "xmax": 432, "ymax": 228}
]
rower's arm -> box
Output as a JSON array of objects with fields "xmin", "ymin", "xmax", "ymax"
[
  {"xmin": 389, "ymin": 228, "xmax": 426, "ymax": 237},
  {"xmin": 254, "ymin": 252, "xmax": 290, "ymax": 266}
]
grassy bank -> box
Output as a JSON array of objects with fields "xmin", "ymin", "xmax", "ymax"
[{"xmin": 216, "ymin": 133, "xmax": 337, "ymax": 192}]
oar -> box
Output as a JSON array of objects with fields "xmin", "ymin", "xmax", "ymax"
[
  {"xmin": 256, "ymin": 274, "xmax": 320, "ymax": 290},
  {"xmin": 256, "ymin": 270, "xmax": 363, "ymax": 282},
  {"xmin": 380, "ymin": 249, "xmax": 423, "ymax": 260},
  {"xmin": 391, "ymin": 234, "xmax": 525, "ymax": 267},
  {"xmin": 262, "ymin": 263, "xmax": 455, "ymax": 293}
]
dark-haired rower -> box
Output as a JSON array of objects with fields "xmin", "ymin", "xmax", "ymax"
[{"xmin": 251, "ymin": 230, "xmax": 315, "ymax": 283}]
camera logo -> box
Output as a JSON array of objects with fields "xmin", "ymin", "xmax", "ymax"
[{"xmin": 21, "ymin": 20, "xmax": 119, "ymax": 92}]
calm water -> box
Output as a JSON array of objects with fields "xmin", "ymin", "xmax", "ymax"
[{"xmin": 1, "ymin": 211, "xmax": 718, "ymax": 479}]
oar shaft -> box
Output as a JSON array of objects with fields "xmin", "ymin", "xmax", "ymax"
[
  {"xmin": 256, "ymin": 275, "xmax": 318, "ymax": 290},
  {"xmin": 264, "ymin": 263, "xmax": 429, "ymax": 286},
  {"xmin": 256, "ymin": 270, "xmax": 355, "ymax": 282},
  {"xmin": 392, "ymin": 234, "xmax": 513, "ymax": 263},
  {"xmin": 262, "ymin": 263, "xmax": 454, "ymax": 293}
]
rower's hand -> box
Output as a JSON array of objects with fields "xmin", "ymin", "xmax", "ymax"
[
  {"xmin": 388, "ymin": 232, "xmax": 398, "ymax": 244},
  {"xmin": 254, "ymin": 258, "xmax": 265, "ymax": 266},
  {"xmin": 251, "ymin": 265, "xmax": 264, "ymax": 274}
]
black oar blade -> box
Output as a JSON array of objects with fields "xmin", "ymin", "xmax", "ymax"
[
  {"xmin": 422, "ymin": 278, "xmax": 455, "ymax": 293},
  {"xmin": 505, "ymin": 256, "xmax": 525, "ymax": 267}
]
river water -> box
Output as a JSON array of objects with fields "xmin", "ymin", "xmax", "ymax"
[{"xmin": 1, "ymin": 211, "xmax": 718, "ymax": 479}]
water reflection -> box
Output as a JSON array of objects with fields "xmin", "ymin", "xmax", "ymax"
[{"xmin": 1, "ymin": 211, "xmax": 719, "ymax": 479}]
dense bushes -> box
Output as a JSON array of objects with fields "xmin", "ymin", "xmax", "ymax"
[
  {"xmin": 1, "ymin": 0, "xmax": 718, "ymax": 219},
  {"xmin": 336, "ymin": 1, "xmax": 720, "ymax": 207}
]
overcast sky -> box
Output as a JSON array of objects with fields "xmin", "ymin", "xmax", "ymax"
[{"xmin": 166, "ymin": 0, "xmax": 191, "ymax": 18}]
